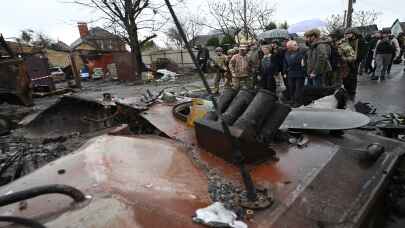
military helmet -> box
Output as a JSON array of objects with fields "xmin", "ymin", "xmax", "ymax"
[
  {"xmin": 215, "ymin": 47, "xmax": 224, "ymax": 52},
  {"xmin": 239, "ymin": 44, "xmax": 249, "ymax": 50},
  {"xmin": 304, "ymin": 29, "xmax": 321, "ymax": 38},
  {"xmin": 227, "ymin": 48, "xmax": 236, "ymax": 55},
  {"xmin": 345, "ymin": 27, "xmax": 359, "ymax": 35},
  {"xmin": 329, "ymin": 29, "xmax": 345, "ymax": 40}
]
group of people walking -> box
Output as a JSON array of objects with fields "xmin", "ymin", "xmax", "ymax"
[
  {"xmin": 365, "ymin": 30, "xmax": 404, "ymax": 80},
  {"xmin": 204, "ymin": 27, "xmax": 405, "ymax": 107}
]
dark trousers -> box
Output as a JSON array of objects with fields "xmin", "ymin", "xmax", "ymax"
[
  {"xmin": 366, "ymin": 51, "xmax": 375, "ymax": 74},
  {"xmin": 343, "ymin": 64, "xmax": 358, "ymax": 99},
  {"xmin": 198, "ymin": 60, "xmax": 208, "ymax": 73},
  {"xmin": 288, "ymin": 77, "xmax": 305, "ymax": 105},
  {"xmin": 307, "ymin": 75, "xmax": 322, "ymax": 88},
  {"xmin": 261, "ymin": 74, "xmax": 276, "ymax": 93},
  {"xmin": 387, "ymin": 53, "xmax": 395, "ymax": 74}
]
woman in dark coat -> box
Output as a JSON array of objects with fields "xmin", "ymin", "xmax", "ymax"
[
  {"xmin": 260, "ymin": 45, "xmax": 277, "ymax": 93},
  {"xmin": 283, "ymin": 40, "xmax": 307, "ymax": 107}
]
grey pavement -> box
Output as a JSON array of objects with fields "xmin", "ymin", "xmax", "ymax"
[{"xmin": 356, "ymin": 64, "xmax": 405, "ymax": 114}]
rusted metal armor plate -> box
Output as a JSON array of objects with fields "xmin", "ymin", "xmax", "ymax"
[
  {"xmin": 0, "ymin": 135, "xmax": 210, "ymax": 228},
  {"xmin": 0, "ymin": 99, "xmax": 403, "ymax": 228},
  {"xmin": 139, "ymin": 101, "xmax": 197, "ymax": 144}
]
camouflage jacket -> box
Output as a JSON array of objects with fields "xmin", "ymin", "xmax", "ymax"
[
  {"xmin": 336, "ymin": 39, "xmax": 356, "ymax": 63},
  {"xmin": 247, "ymin": 47, "xmax": 262, "ymax": 73},
  {"xmin": 305, "ymin": 40, "xmax": 332, "ymax": 76},
  {"xmin": 229, "ymin": 54, "xmax": 251, "ymax": 78},
  {"xmin": 347, "ymin": 38, "xmax": 359, "ymax": 60},
  {"xmin": 211, "ymin": 55, "xmax": 228, "ymax": 72}
]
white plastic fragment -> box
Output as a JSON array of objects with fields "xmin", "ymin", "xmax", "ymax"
[
  {"xmin": 156, "ymin": 69, "xmax": 178, "ymax": 82},
  {"xmin": 193, "ymin": 202, "xmax": 248, "ymax": 228}
]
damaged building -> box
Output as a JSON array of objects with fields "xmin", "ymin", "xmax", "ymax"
[{"xmin": 70, "ymin": 22, "xmax": 135, "ymax": 81}]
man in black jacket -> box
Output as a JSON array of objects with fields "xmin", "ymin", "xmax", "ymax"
[
  {"xmin": 373, "ymin": 30, "xmax": 394, "ymax": 81},
  {"xmin": 365, "ymin": 33, "xmax": 379, "ymax": 75},
  {"xmin": 196, "ymin": 44, "xmax": 210, "ymax": 73}
]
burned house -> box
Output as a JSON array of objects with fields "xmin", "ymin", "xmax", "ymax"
[
  {"xmin": 70, "ymin": 23, "xmax": 129, "ymax": 80},
  {"xmin": 71, "ymin": 22, "xmax": 126, "ymax": 53}
]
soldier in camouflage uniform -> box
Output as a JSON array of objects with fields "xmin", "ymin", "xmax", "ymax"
[
  {"xmin": 304, "ymin": 29, "xmax": 332, "ymax": 88},
  {"xmin": 329, "ymin": 29, "xmax": 357, "ymax": 96},
  {"xmin": 224, "ymin": 48, "xmax": 237, "ymax": 88},
  {"xmin": 229, "ymin": 44, "xmax": 253, "ymax": 90},
  {"xmin": 211, "ymin": 47, "xmax": 230, "ymax": 94},
  {"xmin": 247, "ymin": 41, "xmax": 263, "ymax": 87}
]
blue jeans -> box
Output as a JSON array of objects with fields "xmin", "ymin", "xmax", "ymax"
[{"xmin": 307, "ymin": 75, "xmax": 321, "ymax": 88}]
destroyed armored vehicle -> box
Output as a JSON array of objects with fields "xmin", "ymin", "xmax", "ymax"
[{"xmin": 0, "ymin": 85, "xmax": 403, "ymax": 228}]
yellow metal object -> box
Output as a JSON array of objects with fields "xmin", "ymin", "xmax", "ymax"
[{"xmin": 186, "ymin": 99, "xmax": 209, "ymax": 127}]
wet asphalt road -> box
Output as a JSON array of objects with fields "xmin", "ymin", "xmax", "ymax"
[{"xmin": 356, "ymin": 64, "xmax": 405, "ymax": 114}]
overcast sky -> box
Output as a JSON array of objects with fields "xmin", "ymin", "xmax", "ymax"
[{"xmin": 1, "ymin": 0, "xmax": 404, "ymax": 46}]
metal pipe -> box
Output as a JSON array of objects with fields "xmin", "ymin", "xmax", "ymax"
[
  {"xmin": 205, "ymin": 88, "xmax": 238, "ymax": 121},
  {"xmin": 222, "ymin": 89, "xmax": 255, "ymax": 125},
  {"xmin": 234, "ymin": 89, "xmax": 277, "ymax": 133},
  {"xmin": 0, "ymin": 185, "xmax": 86, "ymax": 207},
  {"xmin": 164, "ymin": 0, "xmax": 257, "ymax": 201}
]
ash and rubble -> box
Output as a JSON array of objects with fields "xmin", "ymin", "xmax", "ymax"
[{"xmin": 0, "ymin": 75, "xmax": 216, "ymax": 186}]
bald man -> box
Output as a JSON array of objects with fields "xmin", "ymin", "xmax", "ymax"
[{"xmin": 283, "ymin": 40, "xmax": 307, "ymax": 107}]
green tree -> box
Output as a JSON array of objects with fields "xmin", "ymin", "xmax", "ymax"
[
  {"xmin": 206, "ymin": 37, "xmax": 220, "ymax": 47},
  {"xmin": 265, "ymin": 22, "xmax": 277, "ymax": 31},
  {"xmin": 221, "ymin": 34, "xmax": 236, "ymax": 50},
  {"xmin": 279, "ymin": 21, "xmax": 289, "ymax": 29}
]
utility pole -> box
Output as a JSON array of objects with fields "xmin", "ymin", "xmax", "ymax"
[
  {"xmin": 243, "ymin": 0, "xmax": 248, "ymax": 40},
  {"xmin": 346, "ymin": 0, "xmax": 354, "ymax": 28}
]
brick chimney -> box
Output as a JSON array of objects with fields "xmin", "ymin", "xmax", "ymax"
[{"xmin": 77, "ymin": 22, "xmax": 89, "ymax": 38}]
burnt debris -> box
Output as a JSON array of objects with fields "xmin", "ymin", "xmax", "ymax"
[{"xmin": 0, "ymin": 136, "xmax": 68, "ymax": 186}]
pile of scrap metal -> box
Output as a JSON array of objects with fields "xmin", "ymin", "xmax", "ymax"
[
  {"xmin": 0, "ymin": 34, "xmax": 33, "ymax": 106},
  {"xmin": 0, "ymin": 91, "xmax": 403, "ymax": 228},
  {"xmin": 363, "ymin": 112, "xmax": 405, "ymax": 142}
]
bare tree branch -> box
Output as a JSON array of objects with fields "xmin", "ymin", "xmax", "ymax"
[
  {"xmin": 204, "ymin": 0, "xmax": 276, "ymax": 40},
  {"xmin": 165, "ymin": 15, "xmax": 203, "ymax": 48},
  {"xmin": 71, "ymin": 0, "xmax": 170, "ymax": 79},
  {"xmin": 326, "ymin": 14, "xmax": 345, "ymax": 33},
  {"xmin": 353, "ymin": 10, "xmax": 381, "ymax": 27},
  {"xmin": 326, "ymin": 10, "xmax": 381, "ymax": 33},
  {"xmin": 140, "ymin": 33, "xmax": 157, "ymax": 46}
]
